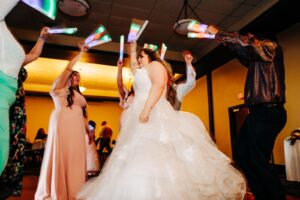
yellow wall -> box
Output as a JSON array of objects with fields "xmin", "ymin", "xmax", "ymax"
[
  {"xmin": 181, "ymin": 76, "xmax": 210, "ymax": 131},
  {"xmin": 25, "ymin": 96, "xmax": 123, "ymax": 143},
  {"xmin": 209, "ymin": 22, "xmax": 300, "ymax": 164},
  {"xmin": 274, "ymin": 22, "xmax": 300, "ymax": 164},
  {"xmin": 212, "ymin": 60, "xmax": 247, "ymax": 157}
]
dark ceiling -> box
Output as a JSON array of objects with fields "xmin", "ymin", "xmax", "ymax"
[{"xmin": 5, "ymin": 0, "xmax": 300, "ymax": 78}]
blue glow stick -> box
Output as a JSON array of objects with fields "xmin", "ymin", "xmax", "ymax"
[{"xmin": 119, "ymin": 35, "xmax": 124, "ymax": 62}]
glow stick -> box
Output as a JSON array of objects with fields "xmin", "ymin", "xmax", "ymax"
[
  {"xmin": 143, "ymin": 43, "xmax": 158, "ymax": 51},
  {"xmin": 135, "ymin": 20, "xmax": 149, "ymax": 41},
  {"xmin": 187, "ymin": 32, "xmax": 215, "ymax": 39},
  {"xmin": 48, "ymin": 28, "xmax": 78, "ymax": 34},
  {"xmin": 160, "ymin": 43, "xmax": 167, "ymax": 60},
  {"xmin": 119, "ymin": 35, "xmax": 125, "ymax": 62},
  {"xmin": 85, "ymin": 25, "xmax": 106, "ymax": 44},
  {"xmin": 188, "ymin": 20, "xmax": 208, "ymax": 33},
  {"xmin": 127, "ymin": 23, "xmax": 141, "ymax": 42},
  {"xmin": 87, "ymin": 35, "xmax": 112, "ymax": 48},
  {"xmin": 187, "ymin": 20, "xmax": 199, "ymax": 31},
  {"xmin": 21, "ymin": 0, "xmax": 57, "ymax": 20}
]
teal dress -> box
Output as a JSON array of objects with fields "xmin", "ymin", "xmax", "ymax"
[
  {"xmin": 0, "ymin": 67, "xmax": 27, "ymax": 198},
  {"xmin": 0, "ymin": 71, "xmax": 17, "ymax": 175}
]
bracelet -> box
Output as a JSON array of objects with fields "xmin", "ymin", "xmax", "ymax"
[{"xmin": 39, "ymin": 36, "xmax": 46, "ymax": 42}]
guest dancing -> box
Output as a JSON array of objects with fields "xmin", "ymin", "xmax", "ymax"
[
  {"xmin": 0, "ymin": 27, "xmax": 49, "ymax": 198},
  {"xmin": 170, "ymin": 50, "xmax": 196, "ymax": 111},
  {"xmin": 35, "ymin": 43, "xmax": 90, "ymax": 200},
  {"xmin": 203, "ymin": 25, "xmax": 287, "ymax": 200},
  {"xmin": 0, "ymin": 0, "xmax": 50, "ymax": 175}
]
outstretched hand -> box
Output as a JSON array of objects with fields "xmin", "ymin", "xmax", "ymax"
[
  {"xmin": 40, "ymin": 27, "xmax": 50, "ymax": 40},
  {"xmin": 79, "ymin": 42, "xmax": 89, "ymax": 52},
  {"xmin": 182, "ymin": 50, "xmax": 193, "ymax": 65},
  {"xmin": 117, "ymin": 60, "xmax": 124, "ymax": 68}
]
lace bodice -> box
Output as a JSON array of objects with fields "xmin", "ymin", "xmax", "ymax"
[{"xmin": 133, "ymin": 68, "xmax": 167, "ymax": 101}]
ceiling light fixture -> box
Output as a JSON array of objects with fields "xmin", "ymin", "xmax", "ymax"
[
  {"xmin": 57, "ymin": 0, "xmax": 91, "ymax": 17},
  {"xmin": 173, "ymin": 0, "xmax": 202, "ymax": 36}
]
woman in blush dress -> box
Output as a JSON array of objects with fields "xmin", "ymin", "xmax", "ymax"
[
  {"xmin": 77, "ymin": 42, "xmax": 246, "ymax": 200},
  {"xmin": 35, "ymin": 44, "xmax": 91, "ymax": 200}
]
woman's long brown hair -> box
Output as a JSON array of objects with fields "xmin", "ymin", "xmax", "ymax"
[
  {"xmin": 137, "ymin": 49, "xmax": 177, "ymax": 105},
  {"xmin": 67, "ymin": 71, "xmax": 82, "ymax": 104}
]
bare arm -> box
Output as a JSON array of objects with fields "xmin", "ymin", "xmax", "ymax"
[
  {"xmin": 129, "ymin": 42, "xmax": 139, "ymax": 74},
  {"xmin": 139, "ymin": 61, "xmax": 167, "ymax": 123},
  {"xmin": 23, "ymin": 27, "xmax": 49, "ymax": 66},
  {"xmin": 117, "ymin": 60, "xmax": 126, "ymax": 100},
  {"xmin": 54, "ymin": 44, "xmax": 88, "ymax": 90}
]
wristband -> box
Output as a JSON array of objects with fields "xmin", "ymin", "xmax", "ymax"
[{"xmin": 39, "ymin": 36, "xmax": 46, "ymax": 42}]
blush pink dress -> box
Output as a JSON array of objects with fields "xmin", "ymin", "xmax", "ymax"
[{"xmin": 35, "ymin": 83, "xmax": 87, "ymax": 200}]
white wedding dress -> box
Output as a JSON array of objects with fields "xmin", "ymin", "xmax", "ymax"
[{"xmin": 77, "ymin": 67, "xmax": 246, "ymax": 200}]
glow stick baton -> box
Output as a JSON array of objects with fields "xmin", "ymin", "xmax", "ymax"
[
  {"xmin": 87, "ymin": 35, "xmax": 112, "ymax": 48},
  {"xmin": 135, "ymin": 20, "xmax": 149, "ymax": 41},
  {"xmin": 85, "ymin": 26, "xmax": 106, "ymax": 44},
  {"xmin": 48, "ymin": 28, "xmax": 78, "ymax": 34},
  {"xmin": 127, "ymin": 23, "xmax": 141, "ymax": 42},
  {"xmin": 21, "ymin": 0, "xmax": 57, "ymax": 20},
  {"xmin": 160, "ymin": 43, "xmax": 167, "ymax": 60},
  {"xmin": 187, "ymin": 32, "xmax": 215, "ymax": 39},
  {"xmin": 143, "ymin": 43, "xmax": 158, "ymax": 51},
  {"xmin": 119, "ymin": 35, "xmax": 124, "ymax": 62}
]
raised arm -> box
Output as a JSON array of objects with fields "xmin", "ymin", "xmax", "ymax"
[
  {"xmin": 129, "ymin": 42, "xmax": 139, "ymax": 74},
  {"xmin": 117, "ymin": 60, "xmax": 127, "ymax": 100},
  {"xmin": 23, "ymin": 27, "xmax": 49, "ymax": 66},
  {"xmin": 215, "ymin": 30, "xmax": 277, "ymax": 64},
  {"xmin": 176, "ymin": 51, "xmax": 196, "ymax": 101},
  {"xmin": 139, "ymin": 61, "xmax": 167, "ymax": 123},
  {"xmin": 54, "ymin": 43, "xmax": 88, "ymax": 90}
]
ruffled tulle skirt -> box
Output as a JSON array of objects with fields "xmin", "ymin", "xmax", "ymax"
[{"xmin": 77, "ymin": 98, "xmax": 246, "ymax": 200}]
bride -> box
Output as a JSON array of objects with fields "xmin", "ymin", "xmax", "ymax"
[{"xmin": 77, "ymin": 42, "xmax": 246, "ymax": 200}]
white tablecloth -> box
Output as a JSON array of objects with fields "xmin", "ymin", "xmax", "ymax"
[{"xmin": 284, "ymin": 139, "xmax": 300, "ymax": 182}]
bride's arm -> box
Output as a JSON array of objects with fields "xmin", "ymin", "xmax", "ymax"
[
  {"xmin": 129, "ymin": 42, "xmax": 139, "ymax": 74},
  {"xmin": 139, "ymin": 61, "xmax": 167, "ymax": 123}
]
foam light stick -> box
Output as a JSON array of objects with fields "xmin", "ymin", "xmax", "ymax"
[
  {"xmin": 84, "ymin": 25, "xmax": 111, "ymax": 48},
  {"xmin": 135, "ymin": 20, "xmax": 149, "ymax": 41},
  {"xmin": 187, "ymin": 20, "xmax": 208, "ymax": 33},
  {"xmin": 187, "ymin": 32, "xmax": 215, "ymax": 39},
  {"xmin": 21, "ymin": 0, "xmax": 57, "ymax": 20},
  {"xmin": 127, "ymin": 23, "xmax": 141, "ymax": 42},
  {"xmin": 143, "ymin": 43, "xmax": 158, "ymax": 51},
  {"xmin": 84, "ymin": 25, "xmax": 106, "ymax": 44},
  {"xmin": 160, "ymin": 43, "xmax": 167, "ymax": 60},
  {"xmin": 48, "ymin": 28, "xmax": 78, "ymax": 34},
  {"xmin": 87, "ymin": 34, "xmax": 112, "ymax": 48},
  {"xmin": 119, "ymin": 35, "xmax": 125, "ymax": 62}
]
